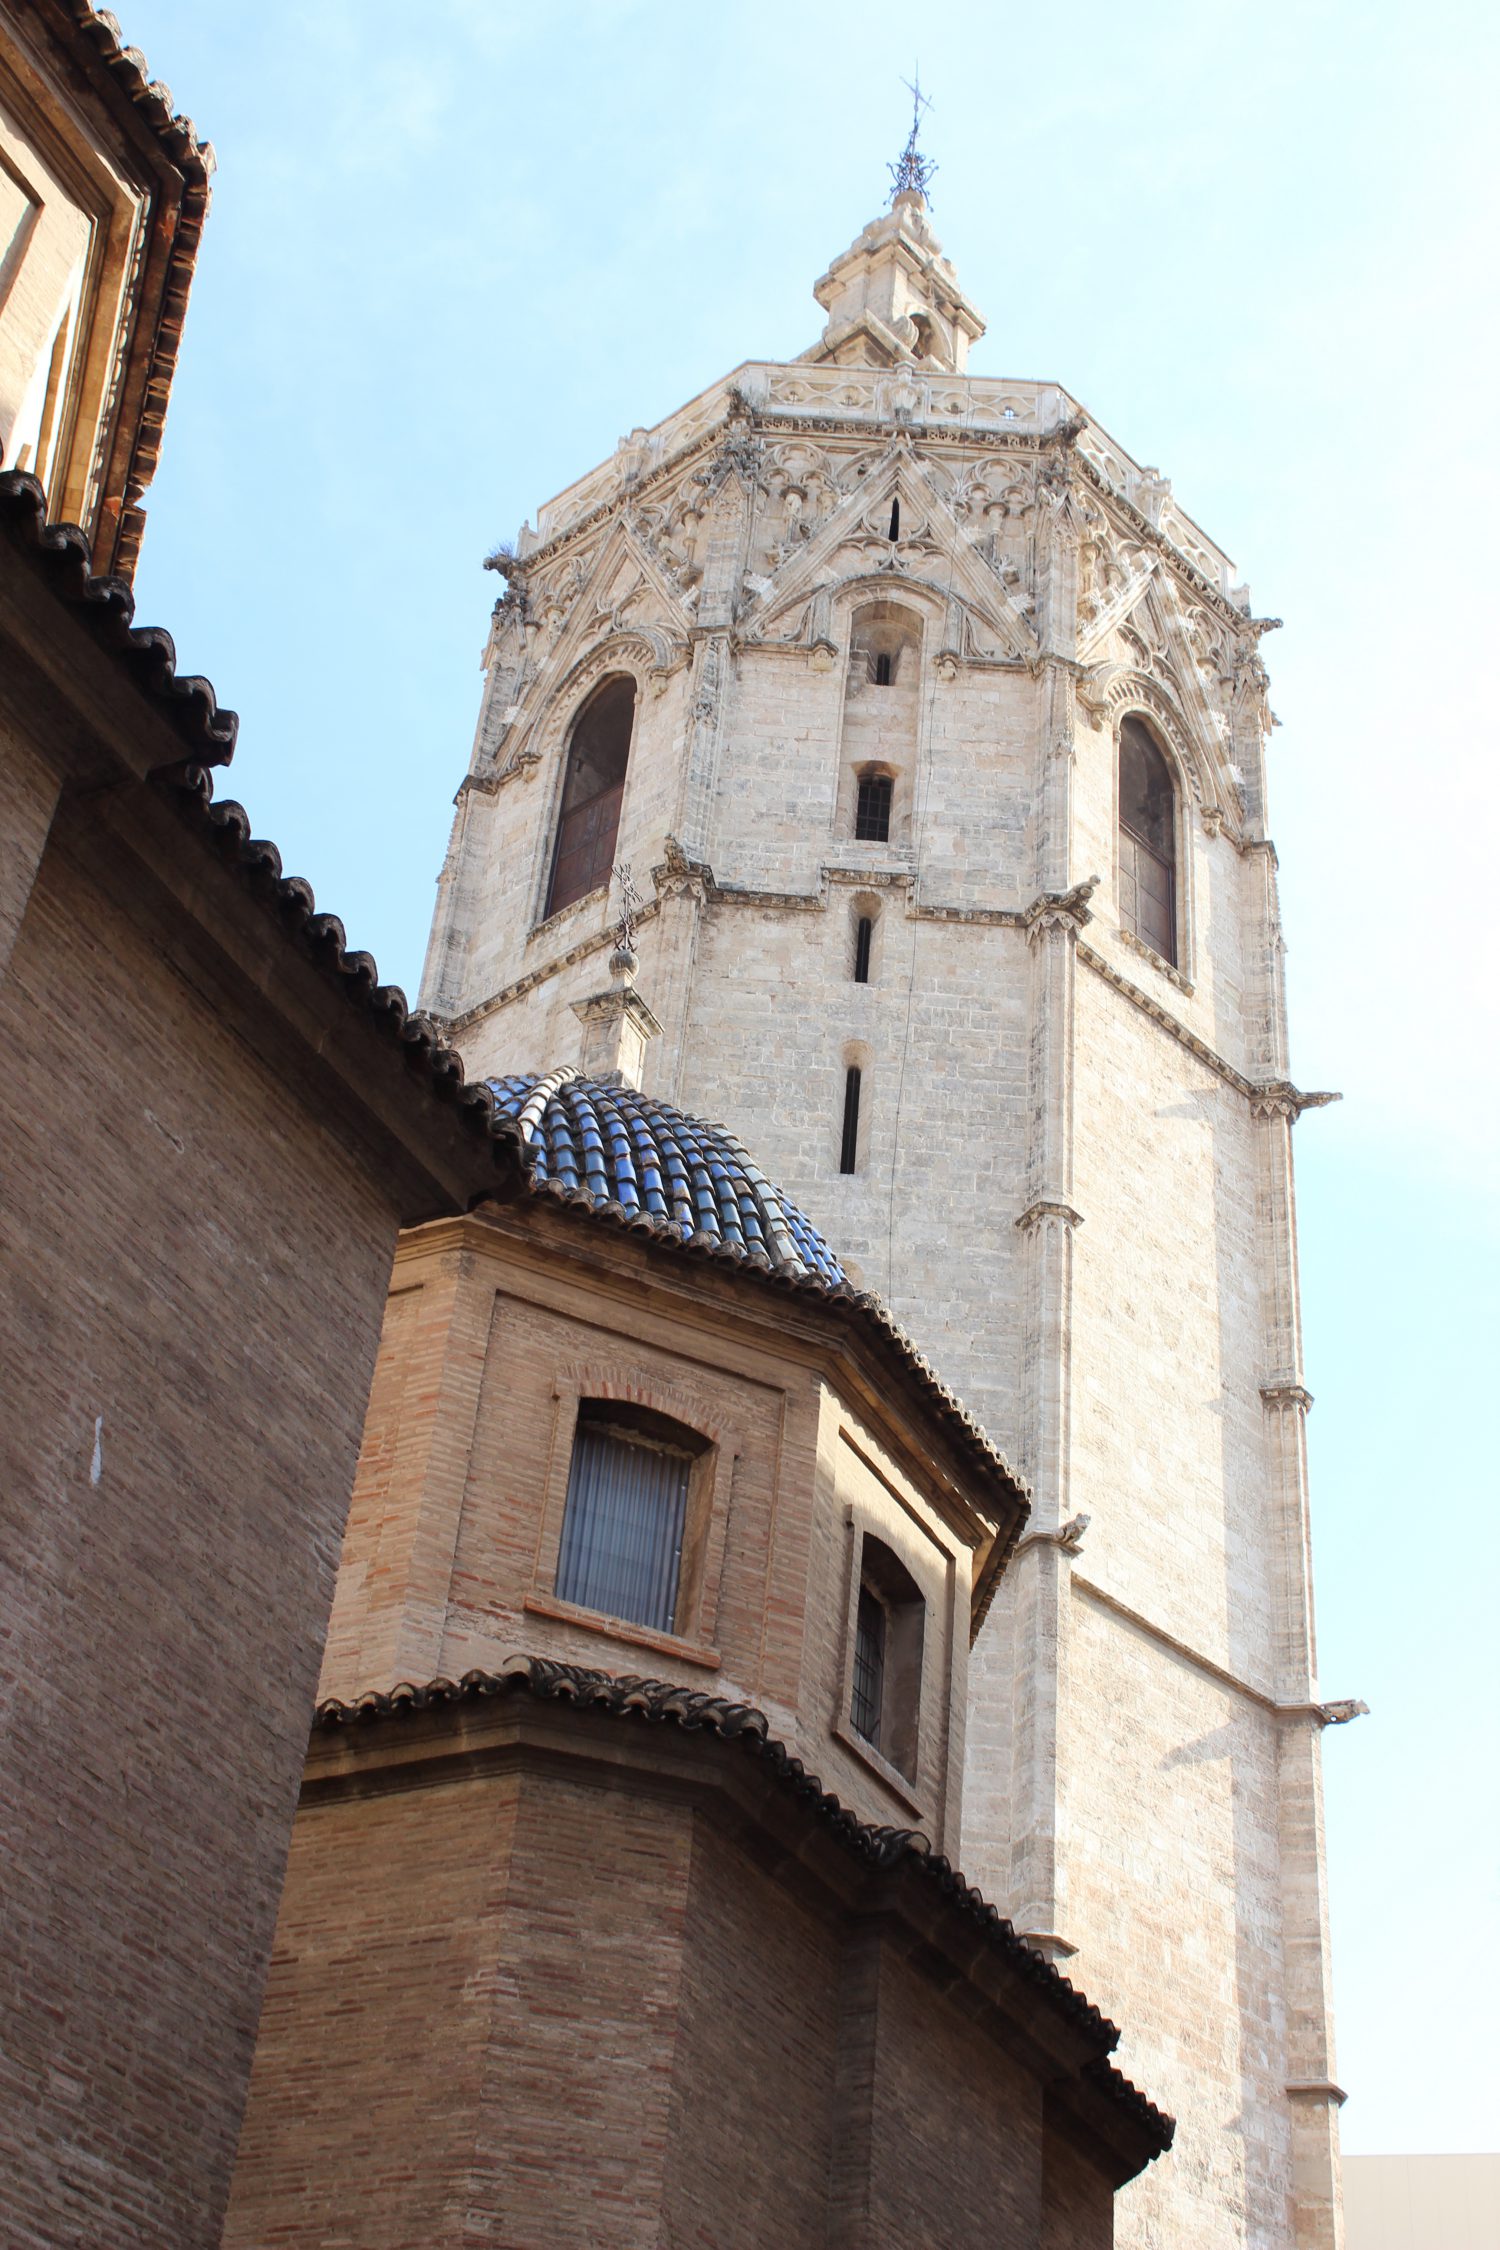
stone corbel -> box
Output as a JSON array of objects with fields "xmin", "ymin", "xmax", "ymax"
[
  {"xmin": 1259, "ymin": 1382, "xmax": 1314, "ymax": 1413},
  {"xmin": 652, "ymin": 833, "xmax": 716, "ymax": 899},
  {"xmin": 1248, "ymin": 1082, "xmax": 1342, "ymax": 1121},
  {"xmin": 1024, "ymin": 876, "xmax": 1099, "ymax": 942},
  {"xmin": 1014, "ymin": 1198, "xmax": 1084, "ymax": 1234},
  {"xmin": 1014, "ymin": 1512, "xmax": 1090, "ymax": 1559}
]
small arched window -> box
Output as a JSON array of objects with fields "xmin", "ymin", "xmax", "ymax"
[
  {"xmin": 546, "ymin": 675, "xmax": 636, "ymax": 918},
  {"xmin": 1118, "ymin": 715, "xmax": 1178, "ymax": 966},
  {"xmin": 855, "ymin": 771, "xmax": 893, "ymax": 843},
  {"xmin": 555, "ymin": 1400, "xmax": 708, "ymax": 1635},
  {"xmin": 850, "ymin": 1534, "xmax": 925, "ymax": 1777},
  {"xmin": 853, "ymin": 915, "xmax": 874, "ymax": 983}
]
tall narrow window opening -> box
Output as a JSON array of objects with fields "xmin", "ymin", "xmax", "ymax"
[
  {"xmin": 545, "ymin": 674, "xmax": 636, "ymax": 918},
  {"xmin": 887, "ymin": 498, "xmax": 901, "ymax": 542},
  {"xmin": 851, "ymin": 1586, "xmax": 886, "ymax": 1745},
  {"xmin": 853, "ymin": 916, "xmax": 873, "ymax": 984},
  {"xmin": 1117, "ymin": 715, "xmax": 1178, "ymax": 966},
  {"xmin": 849, "ymin": 1535, "xmax": 926, "ymax": 1776},
  {"xmin": 555, "ymin": 1402, "xmax": 702, "ymax": 1634},
  {"xmin": 855, "ymin": 771, "xmax": 893, "ymax": 843},
  {"xmin": 873, "ymin": 651, "xmax": 893, "ymax": 686},
  {"xmin": 840, "ymin": 1067, "xmax": 862, "ymax": 1174}
]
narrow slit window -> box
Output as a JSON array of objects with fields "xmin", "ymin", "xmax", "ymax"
[
  {"xmin": 853, "ymin": 916, "xmax": 873, "ymax": 984},
  {"xmin": 555, "ymin": 1408, "xmax": 696, "ymax": 1634},
  {"xmin": 855, "ymin": 772, "xmax": 892, "ymax": 843},
  {"xmin": 1117, "ymin": 715, "xmax": 1178, "ymax": 966},
  {"xmin": 874, "ymin": 651, "xmax": 893, "ymax": 686},
  {"xmin": 546, "ymin": 675, "xmax": 636, "ymax": 918},
  {"xmin": 887, "ymin": 498, "xmax": 901, "ymax": 542},
  {"xmin": 840, "ymin": 1066, "xmax": 862, "ymax": 1174}
]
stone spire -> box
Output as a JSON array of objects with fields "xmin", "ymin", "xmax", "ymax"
[{"xmin": 803, "ymin": 85, "xmax": 985, "ymax": 375}]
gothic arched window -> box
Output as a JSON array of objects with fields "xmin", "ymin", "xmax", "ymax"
[
  {"xmin": 1117, "ymin": 715, "xmax": 1178, "ymax": 966},
  {"xmin": 545, "ymin": 674, "xmax": 636, "ymax": 918}
]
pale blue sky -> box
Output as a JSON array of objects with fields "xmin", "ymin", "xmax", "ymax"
[{"xmin": 117, "ymin": 0, "xmax": 1497, "ymax": 2152}]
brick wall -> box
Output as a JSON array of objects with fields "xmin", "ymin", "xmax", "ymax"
[{"xmin": 0, "ymin": 800, "xmax": 404, "ymax": 2246}]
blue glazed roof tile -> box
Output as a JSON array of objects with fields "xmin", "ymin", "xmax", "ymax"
[{"xmin": 487, "ymin": 1068, "xmax": 847, "ymax": 1287}]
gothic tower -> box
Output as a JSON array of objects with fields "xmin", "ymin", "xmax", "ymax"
[{"xmin": 420, "ymin": 171, "xmax": 1347, "ymax": 2250}]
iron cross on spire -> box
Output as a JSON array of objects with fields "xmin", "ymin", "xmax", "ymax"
[{"xmin": 888, "ymin": 71, "xmax": 936, "ymax": 205}]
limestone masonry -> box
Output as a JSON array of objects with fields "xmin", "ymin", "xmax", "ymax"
[{"xmin": 421, "ymin": 185, "xmax": 1353, "ymax": 2250}]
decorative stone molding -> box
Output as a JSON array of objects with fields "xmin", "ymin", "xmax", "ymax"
[
  {"xmin": 1259, "ymin": 1382, "xmax": 1314, "ymax": 1413},
  {"xmin": 1117, "ymin": 925, "xmax": 1194, "ymax": 994},
  {"xmin": 1249, "ymin": 1082, "xmax": 1342, "ymax": 1121},
  {"xmin": 1015, "ymin": 1199, "xmax": 1084, "ymax": 1234},
  {"xmin": 1285, "ymin": 2081, "xmax": 1349, "ymax": 2106},
  {"xmin": 1018, "ymin": 1930, "xmax": 1079, "ymax": 1962},
  {"xmin": 652, "ymin": 834, "xmax": 716, "ymax": 900},
  {"xmin": 1024, "ymin": 876, "xmax": 1098, "ymax": 942}
]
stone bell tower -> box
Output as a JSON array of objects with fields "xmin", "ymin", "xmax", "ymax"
[{"xmin": 419, "ymin": 131, "xmax": 1353, "ymax": 2250}]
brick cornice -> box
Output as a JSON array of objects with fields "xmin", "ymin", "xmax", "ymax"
[{"xmin": 311, "ymin": 1654, "xmax": 1173, "ymax": 2179}]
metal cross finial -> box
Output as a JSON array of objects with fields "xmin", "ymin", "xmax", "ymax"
[
  {"xmin": 612, "ymin": 859, "xmax": 643, "ymax": 955},
  {"xmin": 888, "ymin": 71, "xmax": 936, "ymax": 206}
]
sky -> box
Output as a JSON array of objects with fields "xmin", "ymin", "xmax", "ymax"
[{"xmin": 114, "ymin": 0, "xmax": 1497, "ymax": 2155}]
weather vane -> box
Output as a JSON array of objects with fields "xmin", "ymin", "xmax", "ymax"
[{"xmin": 888, "ymin": 71, "xmax": 936, "ymax": 206}]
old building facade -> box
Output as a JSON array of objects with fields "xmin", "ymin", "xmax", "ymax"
[
  {"xmin": 419, "ymin": 185, "xmax": 1351, "ymax": 2248},
  {"xmin": 225, "ymin": 1071, "xmax": 1174, "ymax": 2247}
]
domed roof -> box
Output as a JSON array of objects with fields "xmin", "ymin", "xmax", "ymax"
[{"xmin": 487, "ymin": 1068, "xmax": 847, "ymax": 1287}]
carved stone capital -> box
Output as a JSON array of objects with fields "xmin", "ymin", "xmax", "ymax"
[
  {"xmin": 652, "ymin": 834, "xmax": 716, "ymax": 899},
  {"xmin": 1014, "ymin": 1198, "xmax": 1084, "ymax": 1234},
  {"xmin": 1023, "ymin": 876, "xmax": 1098, "ymax": 942},
  {"xmin": 1259, "ymin": 1382, "xmax": 1313, "ymax": 1413}
]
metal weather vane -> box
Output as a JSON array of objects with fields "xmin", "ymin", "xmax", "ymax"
[{"xmin": 888, "ymin": 71, "xmax": 936, "ymax": 205}]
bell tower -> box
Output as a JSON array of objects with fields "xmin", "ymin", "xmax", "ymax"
[{"xmin": 420, "ymin": 134, "xmax": 1351, "ymax": 2250}]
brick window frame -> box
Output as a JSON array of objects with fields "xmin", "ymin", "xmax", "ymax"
[
  {"xmin": 833, "ymin": 1511, "xmax": 931, "ymax": 1817},
  {"xmin": 524, "ymin": 1365, "xmax": 739, "ymax": 1669}
]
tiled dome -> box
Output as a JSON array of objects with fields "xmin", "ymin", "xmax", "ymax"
[{"xmin": 487, "ymin": 1068, "xmax": 847, "ymax": 1287}]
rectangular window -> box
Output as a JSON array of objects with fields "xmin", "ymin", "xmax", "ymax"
[
  {"xmin": 851, "ymin": 1585, "xmax": 886, "ymax": 1747},
  {"xmin": 555, "ymin": 1419, "xmax": 691, "ymax": 1634}
]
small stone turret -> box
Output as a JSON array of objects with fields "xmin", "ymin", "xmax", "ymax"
[{"xmin": 805, "ymin": 189, "xmax": 985, "ymax": 373}]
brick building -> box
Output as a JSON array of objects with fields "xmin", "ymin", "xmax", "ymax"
[{"xmin": 225, "ymin": 1058, "xmax": 1173, "ymax": 2246}]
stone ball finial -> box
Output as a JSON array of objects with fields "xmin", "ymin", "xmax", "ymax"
[{"xmin": 609, "ymin": 942, "xmax": 638, "ymax": 987}]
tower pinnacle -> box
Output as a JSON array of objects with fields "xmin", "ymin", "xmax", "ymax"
[
  {"xmin": 888, "ymin": 72, "xmax": 937, "ymax": 206},
  {"xmin": 803, "ymin": 81, "xmax": 983, "ymax": 375}
]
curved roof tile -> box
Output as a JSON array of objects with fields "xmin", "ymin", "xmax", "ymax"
[{"xmin": 489, "ymin": 1069, "xmax": 847, "ymax": 1287}]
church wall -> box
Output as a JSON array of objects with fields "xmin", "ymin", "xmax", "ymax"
[
  {"xmin": 228, "ymin": 1703, "xmax": 1143, "ymax": 2247},
  {"xmin": 1068, "ymin": 970, "xmax": 1275, "ymax": 1674},
  {"xmin": 675, "ymin": 902, "xmax": 1030, "ymax": 1427},
  {"xmin": 0, "ymin": 808, "xmax": 403, "ymax": 2250},
  {"xmin": 663, "ymin": 1818, "xmax": 840, "ymax": 2244},
  {"xmin": 1063, "ymin": 1591, "xmax": 1290, "ymax": 2250}
]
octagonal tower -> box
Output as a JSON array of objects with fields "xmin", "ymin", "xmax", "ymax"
[{"xmin": 419, "ymin": 183, "xmax": 1347, "ymax": 2250}]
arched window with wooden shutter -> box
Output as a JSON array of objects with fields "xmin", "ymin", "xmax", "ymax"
[
  {"xmin": 545, "ymin": 674, "xmax": 636, "ymax": 918},
  {"xmin": 1117, "ymin": 715, "xmax": 1178, "ymax": 966}
]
